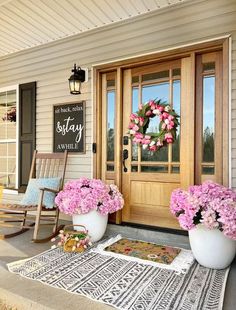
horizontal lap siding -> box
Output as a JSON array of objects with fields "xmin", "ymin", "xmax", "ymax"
[{"xmin": 0, "ymin": 0, "xmax": 235, "ymax": 206}]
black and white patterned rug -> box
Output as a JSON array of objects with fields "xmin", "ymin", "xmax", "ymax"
[{"xmin": 8, "ymin": 246, "xmax": 229, "ymax": 310}]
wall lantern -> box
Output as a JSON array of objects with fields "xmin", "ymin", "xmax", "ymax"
[{"xmin": 68, "ymin": 63, "xmax": 85, "ymax": 95}]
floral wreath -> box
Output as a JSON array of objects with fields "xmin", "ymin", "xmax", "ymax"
[{"xmin": 128, "ymin": 99, "xmax": 180, "ymax": 152}]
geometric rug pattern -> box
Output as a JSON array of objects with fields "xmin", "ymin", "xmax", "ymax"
[{"xmin": 8, "ymin": 247, "xmax": 229, "ymax": 310}]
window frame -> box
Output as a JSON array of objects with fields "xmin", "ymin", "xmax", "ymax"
[{"xmin": 0, "ymin": 84, "xmax": 19, "ymax": 194}]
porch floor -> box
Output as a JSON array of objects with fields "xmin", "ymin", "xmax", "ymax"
[{"xmin": 0, "ymin": 223, "xmax": 235, "ymax": 310}]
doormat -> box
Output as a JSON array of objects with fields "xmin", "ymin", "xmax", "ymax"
[
  {"xmin": 92, "ymin": 235, "xmax": 194, "ymax": 274},
  {"xmin": 8, "ymin": 246, "xmax": 229, "ymax": 310}
]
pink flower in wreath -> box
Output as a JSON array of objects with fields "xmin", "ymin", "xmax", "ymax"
[
  {"xmin": 149, "ymin": 100, "xmax": 155, "ymax": 107},
  {"xmin": 139, "ymin": 117, "xmax": 144, "ymax": 126},
  {"xmin": 133, "ymin": 137, "xmax": 141, "ymax": 143},
  {"xmin": 128, "ymin": 122, "xmax": 134, "ymax": 129},
  {"xmin": 138, "ymin": 103, "xmax": 143, "ymax": 110},
  {"xmin": 130, "ymin": 113, "xmax": 137, "ymax": 121},
  {"xmin": 163, "ymin": 112, "xmax": 169, "ymax": 119},
  {"xmin": 149, "ymin": 145, "xmax": 157, "ymax": 151},
  {"xmin": 165, "ymin": 133, "xmax": 173, "ymax": 143},
  {"xmin": 142, "ymin": 138, "xmax": 150, "ymax": 145},
  {"xmin": 157, "ymin": 105, "xmax": 164, "ymax": 112},
  {"xmin": 162, "ymin": 123, "xmax": 167, "ymax": 130},
  {"xmin": 153, "ymin": 109, "xmax": 160, "ymax": 115},
  {"xmin": 167, "ymin": 121, "xmax": 175, "ymax": 130},
  {"xmin": 132, "ymin": 124, "xmax": 139, "ymax": 131},
  {"xmin": 168, "ymin": 115, "xmax": 174, "ymax": 121},
  {"xmin": 156, "ymin": 139, "xmax": 163, "ymax": 147},
  {"xmin": 146, "ymin": 110, "xmax": 152, "ymax": 117},
  {"xmin": 135, "ymin": 132, "xmax": 143, "ymax": 139}
]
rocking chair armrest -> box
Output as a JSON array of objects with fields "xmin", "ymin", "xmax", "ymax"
[{"xmin": 39, "ymin": 187, "xmax": 59, "ymax": 194}]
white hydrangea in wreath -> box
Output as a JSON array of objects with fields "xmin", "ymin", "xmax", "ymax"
[{"xmin": 128, "ymin": 99, "xmax": 180, "ymax": 152}]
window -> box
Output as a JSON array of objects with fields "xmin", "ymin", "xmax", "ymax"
[
  {"xmin": 195, "ymin": 51, "xmax": 223, "ymax": 184},
  {"xmin": 0, "ymin": 86, "xmax": 18, "ymax": 189},
  {"xmin": 0, "ymin": 82, "xmax": 36, "ymax": 192}
]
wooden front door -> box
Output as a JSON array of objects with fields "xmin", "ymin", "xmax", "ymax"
[
  {"xmin": 121, "ymin": 59, "xmax": 194, "ymax": 229},
  {"xmin": 96, "ymin": 46, "xmax": 226, "ymax": 230}
]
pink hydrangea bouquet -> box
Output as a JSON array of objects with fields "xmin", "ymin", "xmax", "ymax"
[
  {"xmin": 55, "ymin": 177, "xmax": 124, "ymax": 216},
  {"xmin": 170, "ymin": 181, "xmax": 236, "ymax": 240}
]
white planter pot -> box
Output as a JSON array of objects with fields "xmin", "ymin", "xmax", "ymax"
[
  {"xmin": 72, "ymin": 210, "xmax": 108, "ymax": 242},
  {"xmin": 189, "ymin": 225, "xmax": 236, "ymax": 269}
]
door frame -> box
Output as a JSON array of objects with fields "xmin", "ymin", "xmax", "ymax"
[{"xmin": 93, "ymin": 38, "xmax": 230, "ymax": 224}]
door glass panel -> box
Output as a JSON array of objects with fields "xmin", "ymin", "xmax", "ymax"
[
  {"xmin": 202, "ymin": 166, "xmax": 214, "ymax": 174},
  {"xmin": 107, "ymin": 164, "xmax": 114, "ymax": 171},
  {"xmin": 107, "ymin": 80, "xmax": 115, "ymax": 87},
  {"xmin": 141, "ymin": 165, "xmax": 168, "ymax": 173},
  {"xmin": 142, "ymin": 70, "xmax": 169, "ymax": 82},
  {"xmin": 107, "ymin": 91, "xmax": 115, "ymax": 163},
  {"xmin": 141, "ymin": 83, "xmax": 169, "ymax": 162},
  {"xmin": 132, "ymin": 87, "xmax": 139, "ymax": 161},
  {"xmin": 203, "ymin": 62, "xmax": 215, "ymax": 72},
  {"xmin": 132, "ymin": 76, "xmax": 139, "ymax": 83},
  {"xmin": 142, "ymin": 83, "xmax": 169, "ymax": 103},
  {"xmin": 173, "ymin": 68, "xmax": 181, "ymax": 77},
  {"xmin": 171, "ymin": 166, "xmax": 180, "ymax": 173},
  {"xmin": 132, "ymin": 87, "xmax": 139, "ymax": 112},
  {"xmin": 202, "ymin": 76, "xmax": 215, "ymax": 164},
  {"xmin": 141, "ymin": 146, "xmax": 168, "ymax": 162},
  {"xmin": 172, "ymin": 80, "xmax": 181, "ymax": 162},
  {"xmin": 132, "ymin": 144, "xmax": 138, "ymax": 161},
  {"xmin": 131, "ymin": 165, "xmax": 138, "ymax": 172}
]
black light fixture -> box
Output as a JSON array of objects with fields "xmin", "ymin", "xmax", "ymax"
[{"xmin": 68, "ymin": 63, "xmax": 85, "ymax": 94}]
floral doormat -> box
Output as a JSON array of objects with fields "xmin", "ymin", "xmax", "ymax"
[
  {"xmin": 8, "ymin": 246, "xmax": 229, "ymax": 310},
  {"xmin": 92, "ymin": 235, "xmax": 194, "ymax": 274},
  {"xmin": 105, "ymin": 237, "xmax": 180, "ymax": 264}
]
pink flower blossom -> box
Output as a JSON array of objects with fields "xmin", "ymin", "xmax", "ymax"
[
  {"xmin": 142, "ymin": 138, "xmax": 151, "ymax": 145},
  {"xmin": 167, "ymin": 121, "xmax": 174, "ymax": 130},
  {"xmin": 153, "ymin": 109, "xmax": 160, "ymax": 115},
  {"xmin": 55, "ymin": 178, "xmax": 124, "ymax": 216},
  {"xmin": 138, "ymin": 103, "xmax": 143, "ymax": 110},
  {"xmin": 165, "ymin": 133, "xmax": 173, "ymax": 143},
  {"xmin": 149, "ymin": 145, "xmax": 157, "ymax": 151},
  {"xmin": 162, "ymin": 112, "xmax": 169, "ymax": 119},
  {"xmin": 170, "ymin": 181, "xmax": 236, "ymax": 240},
  {"xmin": 156, "ymin": 139, "xmax": 163, "ymax": 147},
  {"xmin": 149, "ymin": 100, "xmax": 155, "ymax": 107},
  {"xmin": 162, "ymin": 123, "xmax": 167, "ymax": 130},
  {"xmin": 135, "ymin": 132, "xmax": 143, "ymax": 139},
  {"xmin": 133, "ymin": 137, "xmax": 142, "ymax": 143},
  {"xmin": 157, "ymin": 106, "xmax": 164, "ymax": 112},
  {"xmin": 146, "ymin": 110, "xmax": 152, "ymax": 117},
  {"xmin": 132, "ymin": 124, "xmax": 139, "ymax": 131},
  {"xmin": 130, "ymin": 113, "xmax": 137, "ymax": 121}
]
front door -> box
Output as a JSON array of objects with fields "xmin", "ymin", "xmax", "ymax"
[
  {"xmin": 121, "ymin": 59, "xmax": 194, "ymax": 229},
  {"xmin": 97, "ymin": 48, "xmax": 225, "ymax": 229}
]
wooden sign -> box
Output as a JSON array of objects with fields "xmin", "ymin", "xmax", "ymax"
[{"xmin": 53, "ymin": 102, "xmax": 85, "ymax": 153}]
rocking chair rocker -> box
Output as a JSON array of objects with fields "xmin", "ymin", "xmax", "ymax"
[{"xmin": 0, "ymin": 150, "xmax": 68, "ymax": 242}]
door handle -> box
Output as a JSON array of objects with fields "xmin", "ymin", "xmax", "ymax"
[{"xmin": 122, "ymin": 149, "xmax": 128, "ymax": 172}]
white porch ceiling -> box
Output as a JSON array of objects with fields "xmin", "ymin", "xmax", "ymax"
[{"xmin": 0, "ymin": 0, "xmax": 188, "ymax": 57}]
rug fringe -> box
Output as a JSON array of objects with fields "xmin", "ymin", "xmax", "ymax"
[{"xmin": 91, "ymin": 234, "xmax": 194, "ymax": 274}]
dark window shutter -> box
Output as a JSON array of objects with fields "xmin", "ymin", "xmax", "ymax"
[{"xmin": 18, "ymin": 82, "xmax": 36, "ymax": 192}]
